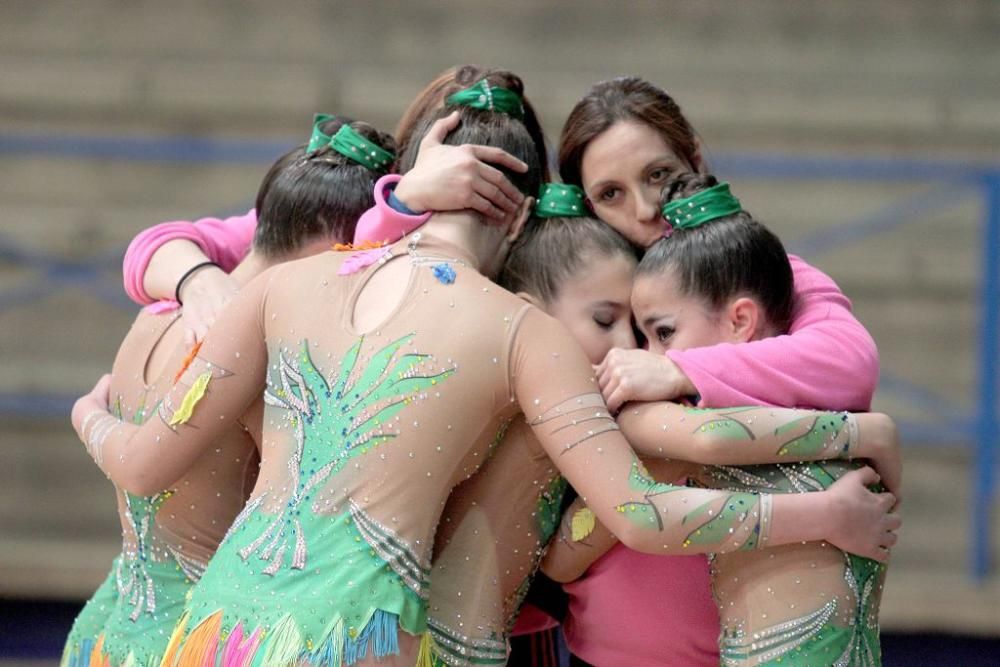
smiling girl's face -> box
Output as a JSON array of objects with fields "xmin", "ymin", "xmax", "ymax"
[
  {"xmin": 546, "ymin": 252, "xmax": 638, "ymax": 364},
  {"xmin": 580, "ymin": 121, "xmax": 696, "ymax": 249}
]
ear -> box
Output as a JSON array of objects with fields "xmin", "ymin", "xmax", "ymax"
[
  {"xmin": 725, "ymin": 297, "xmax": 761, "ymax": 343},
  {"xmin": 514, "ymin": 291, "xmax": 544, "ymax": 309},
  {"xmin": 691, "ymin": 136, "xmax": 708, "ymax": 174},
  {"xmin": 506, "ymin": 196, "xmax": 534, "ymax": 243}
]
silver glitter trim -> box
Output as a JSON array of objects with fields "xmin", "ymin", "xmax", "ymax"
[
  {"xmin": 349, "ymin": 500, "xmax": 430, "ymax": 600},
  {"xmin": 166, "ymin": 545, "xmax": 208, "ymax": 582},
  {"xmin": 426, "ymin": 617, "xmax": 508, "ymax": 666},
  {"xmin": 721, "ymin": 599, "xmax": 838, "ymax": 664}
]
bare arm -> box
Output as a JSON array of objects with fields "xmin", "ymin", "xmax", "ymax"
[
  {"xmin": 123, "ymin": 211, "xmax": 256, "ymax": 342},
  {"xmin": 617, "ymin": 402, "xmax": 901, "ymax": 499},
  {"xmin": 540, "ymin": 495, "xmax": 619, "ymax": 583},
  {"xmin": 512, "ymin": 309, "xmax": 899, "ymax": 562},
  {"xmin": 541, "ymin": 458, "xmax": 697, "ymax": 583},
  {"xmin": 72, "ymin": 270, "xmax": 271, "ymax": 495}
]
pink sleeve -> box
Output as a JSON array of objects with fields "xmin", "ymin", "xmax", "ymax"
[
  {"xmin": 666, "ymin": 255, "xmax": 879, "ymax": 411},
  {"xmin": 352, "ymin": 174, "xmax": 431, "ymax": 246},
  {"xmin": 122, "ymin": 210, "xmax": 258, "ymax": 305}
]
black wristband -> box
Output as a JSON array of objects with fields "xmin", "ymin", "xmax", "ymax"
[{"xmin": 174, "ymin": 261, "xmax": 220, "ymax": 304}]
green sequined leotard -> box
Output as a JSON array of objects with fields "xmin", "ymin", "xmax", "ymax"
[
  {"xmin": 63, "ymin": 311, "xmax": 258, "ymax": 667},
  {"xmin": 704, "ymin": 458, "xmax": 886, "ymax": 666}
]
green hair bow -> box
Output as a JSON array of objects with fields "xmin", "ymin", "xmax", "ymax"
[
  {"xmin": 306, "ymin": 113, "xmax": 337, "ymax": 153},
  {"xmin": 661, "ymin": 182, "xmax": 742, "ymax": 231},
  {"xmin": 306, "ymin": 113, "xmax": 394, "ymax": 171},
  {"xmin": 534, "ymin": 183, "xmax": 587, "ymax": 218},
  {"xmin": 446, "ymin": 79, "xmax": 524, "ymax": 119}
]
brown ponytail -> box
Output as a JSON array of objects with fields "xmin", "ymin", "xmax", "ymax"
[
  {"xmin": 638, "ymin": 174, "xmax": 795, "ymax": 334},
  {"xmin": 394, "ymin": 65, "xmax": 549, "ymax": 180}
]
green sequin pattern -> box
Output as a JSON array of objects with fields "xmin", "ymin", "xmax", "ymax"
[
  {"xmin": 177, "ymin": 334, "xmax": 454, "ymax": 656},
  {"xmin": 708, "ymin": 459, "xmax": 885, "ymax": 665}
]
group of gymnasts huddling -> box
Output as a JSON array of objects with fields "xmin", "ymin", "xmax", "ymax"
[{"xmin": 64, "ymin": 65, "xmax": 902, "ymax": 667}]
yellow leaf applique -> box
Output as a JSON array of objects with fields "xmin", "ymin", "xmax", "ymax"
[
  {"xmin": 571, "ymin": 507, "xmax": 596, "ymax": 542},
  {"xmin": 168, "ymin": 371, "xmax": 212, "ymax": 426}
]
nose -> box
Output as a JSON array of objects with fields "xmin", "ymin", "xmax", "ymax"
[{"xmin": 636, "ymin": 190, "xmax": 661, "ymax": 225}]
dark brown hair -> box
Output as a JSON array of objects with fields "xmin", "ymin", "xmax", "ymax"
[
  {"xmin": 394, "ymin": 65, "xmax": 550, "ymax": 180},
  {"xmin": 558, "ymin": 76, "xmax": 699, "ymax": 188},
  {"xmin": 498, "ymin": 216, "xmax": 638, "ymax": 304},
  {"xmin": 637, "ymin": 174, "xmax": 794, "ymax": 333},
  {"xmin": 396, "ymin": 105, "xmax": 542, "ymax": 198},
  {"xmin": 253, "ymin": 118, "xmax": 396, "ymax": 257}
]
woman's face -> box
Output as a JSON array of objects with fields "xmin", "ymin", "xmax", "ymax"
[
  {"xmin": 630, "ymin": 271, "xmax": 729, "ymax": 354},
  {"xmin": 580, "ymin": 121, "xmax": 695, "ymax": 248},
  {"xmin": 546, "ymin": 253, "xmax": 638, "ymax": 364}
]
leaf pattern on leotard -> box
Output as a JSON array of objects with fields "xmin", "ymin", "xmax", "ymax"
[
  {"xmin": 240, "ymin": 335, "xmax": 454, "ymax": 575},
  {"xmin": 110, "ymin": 394, "xmax": 174, "ymax": 622},
  {"xmin": 614, "ymin": 458, "xmax": 683, "ymax": 531},
  {"xmin": 773, "ymin": 412, "xmax": 850, "ymax": 458}
]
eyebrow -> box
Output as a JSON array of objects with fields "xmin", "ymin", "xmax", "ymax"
[
  {"xmin": 586, "ymin": 178, "xmax": 617, "ymax": 194},
  {"xmin": 641, "ymin": 313, "xmax": 674, "ymax": 328},
  {"xmin": 591, "ymin": 300, "xmax": 624, "ymax": 309}
]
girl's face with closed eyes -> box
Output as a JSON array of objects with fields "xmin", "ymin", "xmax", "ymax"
[
  {"xmin": 545, "ymin": 252, "xmax": 638, "ymax": 364},
  {"xmin": 580, "ymin": 121, "xmax": 699, "ymax": 249}
]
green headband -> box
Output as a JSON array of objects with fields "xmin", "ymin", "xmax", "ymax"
[
  {"xmin": 661, "ymin": 182, "xmax": 742, "ymax": 231},
  {"xmin": 306, "ymin": 114, "xmax": 394, "ymax": 170},
  {"xmin": 445, "ymin": 79, "xmax": 524, "ymax": 119},
  {"xmin": 535, "ymin": 183, "xmax": 587, "ymax": 218},
  {"xmin": 306, "ymin": 113, "xmax": 337, "ymax": 153},
  {"xmin": 329, "ymin": 124, "xmax": 395, "ymax": 170}
]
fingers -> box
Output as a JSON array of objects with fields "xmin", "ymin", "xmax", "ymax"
[
  {"xmin": 469, "ymin": 145, "xmax": 528, "ymax": 173},
  {"xmin": 596, "ymin": 363, "xmax": 613, "ymax": 396},
  {"xmin": 883, "ymin": 512, "xmax": 902, "ymax": 532},
  {"xmin": 605, "ymin": 386, "xmax": 626, "ymax": 414},
  {"xmin": 876, "ymin": 491, "xmax": 896, "ymax": 511},
  {"xmin": 420, "ymin": 111, "xmax": 460, "ymax": 149},
  {"xmin": 184, "ymin": 324, "xmax": 210, "ymax": 345},
  {"xmin": 193, "ymin": 322, "xmax": 210, "ymax": 343},
  {"xmin": 595, "ymin": 357, "xmax": 609, "ymax": 385},
  {"xmin": 475, "ymin": 164, "xmax": 524, "ymax": 215},
  {"xmin": 466, "ymin": 193, "xmax": 506, "ymax": 221},
  {"xmin": 882, "ymin": 531, "xmax": 899, "ymax": 548},
  {"xmin": 871, "ymin": 547, "xmax": 891, "ymax": 563},
  {"xmin": 853, "ymin": 465, "xmax": 881, "ymax": 487}
]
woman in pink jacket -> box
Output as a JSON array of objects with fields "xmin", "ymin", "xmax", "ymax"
[
  {"xmin": 544, "ymin": 75, "xmax": 883, "ymax": 667},
  {"xmin": 120, "ymin": 74, "xmax": 884, "ymax": 666}
]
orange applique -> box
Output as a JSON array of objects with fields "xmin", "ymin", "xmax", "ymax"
[
  {"xmin": 174, "ymin": 610, "xmax": 223, "ymax": 666},
  {"xmin": 173, "ymin": 341, "xmax": 204, "ymax": 385},
  {"xmin": 89, "ymin": 634, "xmax": 111, "ymax": 667},
  {"xmin": 332, "ymin": 239, "xmax": 387, "ymax": 252}
]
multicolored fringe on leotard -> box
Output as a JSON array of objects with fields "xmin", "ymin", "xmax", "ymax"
[{"xmin": 159, "ymin": 608, "xmax": 403, "ymax": 666}]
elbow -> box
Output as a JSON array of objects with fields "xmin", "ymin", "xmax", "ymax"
[
  {"xmin": 858, "ymin": 346, "xmax": 880, "ymax": 408},
  {"xmin": 613, "ymin": 522, "xmax": 656, "ymax": 554},
  {"xmin": 540, "ymin": 559, "xmax": 584, "ymax": 584},
  {"xmin": 684, "ymin": 438, "xmax": 733, "ymax": 466},
  {"xmin": 842, "ymin": 335, "xmax": 880, "ymax": 410}
]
